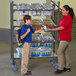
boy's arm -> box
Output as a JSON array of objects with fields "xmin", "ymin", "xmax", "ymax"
[
  {"xmin": 21, "ymin": 28, "xmax": 30, "ymax": 39},
  {"xmin": 34, "ymin": 27, "xmax": 44, "ymax": 34}
]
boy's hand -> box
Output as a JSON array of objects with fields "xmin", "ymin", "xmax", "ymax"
[
  {"xmin": 41, "ymin": 27, "xmax": 44, "ymax": 30},
  {"xmin": 27, "ymin": 28, "xmax": 30, "ymax": 33}
]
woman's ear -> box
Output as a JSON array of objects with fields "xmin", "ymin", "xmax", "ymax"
[{"xmin": 67, "ymin": 10, "xmax": 69, "ymax": 13}]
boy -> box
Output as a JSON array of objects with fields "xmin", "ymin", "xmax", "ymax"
[{"xmin": 20, "ymin": 15, "xmax": 44, "ymax": 75}]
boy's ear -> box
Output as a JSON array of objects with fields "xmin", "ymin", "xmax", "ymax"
[{"xmin": 26, "ymin": 19, "xmax": 28, "ymax": 22}]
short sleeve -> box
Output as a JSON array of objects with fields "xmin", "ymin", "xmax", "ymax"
[
  {"xmin": 20, "ymin": 27, "xmax": 27, "ymax": 36},
  {"xmin": 61, "ymin": 19, "xmax": 70, "ymax": 29},
  {"xmin": 60, "ymin": 15, "xmax": 72, "ymax": 29},
  {"xmin": 30, "ymin": 26, "xmax": 35, "ymax": 33}
]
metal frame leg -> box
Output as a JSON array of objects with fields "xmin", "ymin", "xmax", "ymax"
[{"xmin": 10, "ymin": 1, "xmax": 18, "ymax": 71}]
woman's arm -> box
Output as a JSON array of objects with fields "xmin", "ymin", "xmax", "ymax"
[
  {"xmin": 21, "ymin": 28, "xmax": 30, "ymax": 39},
  {"xmin": 47, "ymin": 26, "xmax": 64, "ymax": 31}
]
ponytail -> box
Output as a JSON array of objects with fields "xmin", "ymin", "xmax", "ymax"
[
  {"xmin": 69, "ymin": 7, "xmax": 74, "ymax": 19},
  {"xmin": 63, "ymin": 5, "xmax": 75, "ymax": 19}
]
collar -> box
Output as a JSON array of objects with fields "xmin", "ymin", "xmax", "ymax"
[
  {"xmin": 24, "ymin": 24, "xmax": 29, "ymax": 26},
  {"xmin": 64, "ymin": 14, "xmax": 70, "ymax": 18}
]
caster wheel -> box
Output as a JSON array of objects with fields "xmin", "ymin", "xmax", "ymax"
[
  {"xmin": 50, "ymin": 60, "xmax": 54, "ymax": 65},
  {"xmin": 10, "ymin": 59, "xmax": 16, "ymax": 65},
  {"xmin": 12, "ymin": 65, "xmax": 18, "ymax": 72},
  {"xmin": 53, "ymin": 64, "xmax": 58, "ymax": 70}
]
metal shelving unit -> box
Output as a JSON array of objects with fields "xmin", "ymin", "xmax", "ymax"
[{"xmin": 10, "ymin": 0, "xmax": 60, "ymax": 71}]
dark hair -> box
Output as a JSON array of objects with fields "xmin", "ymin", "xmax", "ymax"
[
  {"xmin": 23, "ymin": 15, "xmax": 31, "ymax": 23},
  {"xmin": 63, "ymin": 5, "xmax": 74, "ymax": 19}
]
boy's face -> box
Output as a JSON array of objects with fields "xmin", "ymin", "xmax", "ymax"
[{"xmin": 26, "ymin": 19, "xmax": 32, "ymax": 25}]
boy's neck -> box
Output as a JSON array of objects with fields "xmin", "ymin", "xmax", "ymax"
[{"xmin": 24, "ymin": 23, "xmax": 29, "ymax": 25}]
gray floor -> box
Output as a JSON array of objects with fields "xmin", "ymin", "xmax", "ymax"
[{"xmin": 0, "ymin": 40, "xmax": 76, "ymax": 76}]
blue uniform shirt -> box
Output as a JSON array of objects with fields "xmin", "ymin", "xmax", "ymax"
[{"xmin": 20, "ymin": 24, "xmax": 35, "ymax": 43}]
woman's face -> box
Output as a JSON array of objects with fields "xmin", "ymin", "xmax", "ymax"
[{"xmin": 61, "ymin": 7, "xmax": 69, "ymax": 16}]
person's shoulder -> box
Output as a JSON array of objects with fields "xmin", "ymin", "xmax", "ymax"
[
  {"xmin": 68, "ymin": 14, "xmax": 72, "ymax": 19},
  {"xmin": 65, "ymin": 14, "xmax": 72, "ymax": 21},
  {"xmin": 21, "ymin": 26, "xmax": 27, "ymax": 30}
]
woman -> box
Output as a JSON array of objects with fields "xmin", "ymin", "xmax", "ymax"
[{"xmin": 48, "ymin": 5, "xmax": 74, "ymax": 74}]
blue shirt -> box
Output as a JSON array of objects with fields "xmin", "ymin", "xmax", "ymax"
[{"xmin": 20, "ymin": 24, "xmax": 35, "ymax": 43}]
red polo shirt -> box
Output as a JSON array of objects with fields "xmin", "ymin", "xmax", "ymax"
[{"xmin": 59, "ymin": 14, "xmax": 73, "ymax": 42}]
